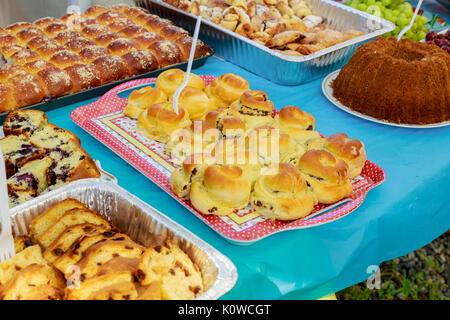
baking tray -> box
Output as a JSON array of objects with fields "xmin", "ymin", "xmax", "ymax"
[
  {"xmin": 9, "ymin": 178, "xmax": 238, "ymax": 300},
  {"xmin": 70, "ymin": 76, "xmax": 387, "ymax": 246},
  {"xmin": 0, "ymin": 48, "xmax": 214, "ymax": 123},
  {"xmin": 135, "ymin": 0, "xmax": 395, "ymax": 85}
]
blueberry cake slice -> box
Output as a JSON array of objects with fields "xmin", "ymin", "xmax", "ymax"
[
  {"xmin": 7, "ymin": 157, "xmax": 53, "ymax": 194},
  {"xmin": 3, "ymin": 110, "xmax": 49, "ymax": 137},
  {"xmin": 0, "ymin": 134, "xmax": 46, "ymax": 178}
]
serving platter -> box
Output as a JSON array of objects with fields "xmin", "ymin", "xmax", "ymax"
[
  {"xmin": 71, "ymin": 76, "xmax": 387, "ymax": 245},
  {"xmin": 322, "ymin": 70, "xmax": 450, "ymax": 129}
]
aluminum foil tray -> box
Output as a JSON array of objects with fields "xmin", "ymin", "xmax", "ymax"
[
  {"xmin": 9, "ymin": 178, "xmax": 238, "ymax": 300},
  {"xmin": 136, "ymin": 0, "xmax": 395, "ymax": 85}
]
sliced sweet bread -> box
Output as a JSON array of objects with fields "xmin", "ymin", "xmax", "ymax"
[
  {"xmin": 8, "ymin": 189, "xmax": 38, "ymax": 208},
  {"xmin": 27, "ymin": 122, "xmax": 81, "ymax": 148},
  {"xmin": 95, "ymin": 257, "xmax": 140, "ymax": 277},
  {"xmin": 43, "ymin": 223, "xmax": 113, "ymax": 264},
  {"xmin": 0, "ymin": 264, "xmax": 62, "ymax": 300},
  {"xmin": 75, "ymin": 240, "xmax": 145, "ymax": 280},
  {"xmin": 65, "ymin": 272, "xmax": 137, "ymax": 300},
  {"xmin": 0, "ymin": 245, "xmax": 65, "ymax": 290},
  {"xmin": 135, "ymin": 240, "xmax": 203, "ymax": 300},
  {"xmin": 46, "ymin": 141, "xmax": 100, "ymax": 187},
  {"xmin": 29, "ymin": 198, "xmax": 87, "ymax": 242},
  {"xmin": 2, "ymin": 110, "xmax": 49, "ymax": 137},
  {"xmin": 14, "ymin": 235, "xmax": 33, "ymax": 253},
  {"xmin": 0, "ymin": 134, "xmax": 45, "ymax": 178},
  {"xmin": 36, "ymin": 208, "xmax": 113, "ymax": 249},
  {"xmin": 137, "ymin": 282, "xmax": 161, "ymax": 300},
  {"xmin": 53, "ymin": 232, "xmax": 132, "ymax": 276},
  {"xmin": 7, "ymin": 156, "xmax": 53, "ymax": 193}
]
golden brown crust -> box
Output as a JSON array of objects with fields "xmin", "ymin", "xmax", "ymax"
[
  {"xmin": 49, "ymin": 50, "xmax": 82, "ymax": 69},
  {"xmin": 155, "ymin": 68, "xmax": 205, "ymax": 96},
  {"xmin": 94, "ymin": 32, "xmax": 121, "ymax": 46},
  {"xmin": 81, "ymin": 24, "xmax": 109, "ymax": 39},
  {"xmin": 8, "ymin": 73, "xmax": 45, "ymax": 107},
  {"xmin": 9, "ymin": 49, "xmax": 41, "ymax": 65},
  {"xmin": 44, "ymin": 22, "xmax": 69, "ymax": 37},
  {"xmin": 92, "ymin": 55, "xmax": 130, "ymax": 84},
  {"xmin": 121, "ymin": 50, "xmax": 158, "ymax": 76},
  {"xmin": 65, "ymin": 38, "xmax": 96, "ymax": 53},
  {"xmin": 36, "ymin": 67, "xmax": 73, "ymax": 98},
  {"xmin": 78, "ymin": 45, "xmax": 109, "ymax": 63},
  {"xmin": 0, "ymin": 83, "xmax": 17, "ymax": 112},
  {"xmin": 107, "ymin": 38, "xmax": 140, "ymax": 56},
  {"xmin": 64, "ymin": 63, "xmax": 101, "ymax": 93},
  {"xmin": 276, "ymin": 105, "xmax": 315, "ymax": 130},
  {"xmin": 15, "ymin": 27, "xmax": 45, "ymax": 42},
  {"xmin": 147, "ymin": 40, "xmax": 183, "ymax": 68},
  {"xmin": 205, "ymin": 73, "xmax": 250, "ymax": 107}
]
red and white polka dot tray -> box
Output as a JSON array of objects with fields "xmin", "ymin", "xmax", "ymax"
[{"xmin": 71, "ymin": 76, "xmax": 387, "ymax": 246}]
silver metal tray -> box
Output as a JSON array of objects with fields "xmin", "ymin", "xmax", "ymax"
[
  {"xmin": 136, "ymin": 0, "xmax": 395, "ymax": 85},
  {"xmin": 9, "ymin": 178, "xmax": 238, "ymax": 300}
]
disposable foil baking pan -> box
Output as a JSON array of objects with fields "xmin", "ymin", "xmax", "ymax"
[
  {"xmin": 8, "ymin": 178, "xmax": 238, "ymax": 300},
  {"xmin": 136, "ymin": 0, "xmax": 395, "ymax": 85}
]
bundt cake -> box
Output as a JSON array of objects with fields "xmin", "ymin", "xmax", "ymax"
[{"xmin": 331, "ymin": 37, "xmax": 450, "ymax": 125}]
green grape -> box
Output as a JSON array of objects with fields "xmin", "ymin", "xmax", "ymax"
[
  {"xmin": 405, "ymin": 29, "xmax": 415, "ymax": 39},
  {"xmin": 392, "ymin": 9, "xmax": 400, "ymax": 17},
  {"xmin": 375, "ymin": 1, "xmax": 384, "ymax": 8},
  {"xmin": 345, "ymin": 0, "xmax": 352, "ymax": 5},
  {"xmin": 418, "ymin": 15, "xmax": 428, "ymax": 24},
  {"xmin": 393, "ymin": 26, "xmax": 401, "ymax": 35},
  {"xmin": 384, "ymin": 31, "xmax": 392, "ymax": 37},
  {"xmin": 416, "ymin": 31, "xmax": 426, "ymax": 40},
  {"xmin": 397, "ymin": 16, "xmax": 409, "ymax": 26},
  {"xmin": 350, "ymin": 2, "xmax": 358, "ymax": 8},
  {"xmin": 367, "ymin": 0, "xmax": 376, "ymax": 5},
  {"xmin": 358, "ymin": 3, "xmax": 368, "ymax": 11},
  {"xmin": 382, "ymin": 0, "xmax": 391, "ymax": 6},
  {"xmin": 419, "ymin": 24, "xmax": 428, "ymax": 33},
  {"xmin": 411, "ymin": 22, "xmax": 418, "ymax": 31}
]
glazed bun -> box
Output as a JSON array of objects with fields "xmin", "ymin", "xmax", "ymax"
[
  {"xmin": 107, "ymin": 38, "xmax": 140, "ymax": 56},
  {"xmin": 275, "ymin": 105, "xmax": 315, "ymax": 131},
  {"xmin": 166, "ymin": 120, "xmax": 221, "ymax": 165},
  {"xmin": 64, "ymin": 63, "xmax": 101, "ymax": 93},
  {"xmin": 78, "ymin": 45, "xmax": 109, "ymax": 63},
  {"xmin": 15, "ymin": 27, "xmax": 45, "ymax": 43},
  {"xmin": 204, "ymin": 108, "xmax": 246, "ymax": 139},
  {"xmin": 205, "ymin": 73, "xmax": 250, "ymax": 108},
  {"xmin": 94, "ymin": 32, "xmax": 120, "ymax": 46},
  {"xmin": 44, "ymin": 22, "xmax": 68, "ymax": 37},
  {"xmin": 155, "ymin": 69, "xmax": 205, "ymax": 96},
  {"xmin": 251, "ymin": 163, "xmax": 317, "ymax": 220},
  {"xmin": 124, "ymin": 86, "xmax": 168, "ymax": 119},
  {"xmin": 9, "ymin": 49, "xmax": 40, "ymax": 65},
  {"xmin": 92, "ymin": 55, "xmax": 130, "ymax": 84},
  {"xmin": 8, "ymin": 73, "xmax": 44, "ymax": 107},
  {"xmin": 172, "ymin": 37, "xmax": 210, "ymax": 59},
  {"xmin": 230, "ymin": 90, "xmax": 274, "ymax": 129},
  {"xmin": 33, "ymin": 17, "xmax": 58, "ymax": 29},
  {"xmin": 36, "ymin": 67, "xmax": 73, "ymax": 98},
  {"xmin": 121, "ymin": 50, "xmax": 158, "ymax": 76},
  {"xmin": 81, "ymin": 24, "xmax": 109, "ymax": 39},
  {"xmin": 174, "ymin": 86, "xmax": 216, "ymax": 120},
  {"xmin": 49, "ymin": 50, "xmax": 82, "ymax": 68},
  {"xmin": 147, "ymin": 40, "xmax": 183, "ymax": 67},
  {"xmin": 23, "ymin": 60, "xmax": 55, "ymax": 73},
  {"xmin": 137, "ymin": 101, "xmax": 191, "ymax": 143},
  {"xmin": 53, "ymin": 30, "xmax": 84, "ymax": 44},
  {"xmin": 64, "ymin": 38, "xmax": 96, "ymax": 53},
  {"xmin": 0, "ymin": 44, "xmax": 26, "ymax": 60},
  {"xmin": 132, "ymin": 32, "xmax": 163, "ymax": 49},
  {"xmin": 170, "ymin": 153, "xmax": 217, "ymax": 200},
  {"xmin": 297, "ymin": 150, "xmax": 353, "ymax": 204},
  {"xmin": 190, "ymin": 165, "xmax": 251, "ymax": 216},
  {"xmin": 118, "ymin": 25, "xmax": 147, "ymax": 38},
  {"xmin": 0, "ymin": 83, "xmax": 17, "ymax": 112},
  {"xmin": 307, "ymin": 133, "xmax": 367, "ymax": 179},
  {"xmin": 5, "ymin": 22, "xmax": 33, "ymax": 35}
]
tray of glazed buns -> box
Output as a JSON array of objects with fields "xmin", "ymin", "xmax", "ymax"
[
  {"xmin": 1, "ymin": 179, "xmax": 237, "ymax": 300},
  {"xmin": 71, "ymin": 69, "xmax": 386, "ymax": 245},
  {"xmin": 0, "ymin": 4, "xmax": 212, "ymax": 120},
  {"xmin": 136, "ymin": 0, "xmax": 395, "ymax": 85}
]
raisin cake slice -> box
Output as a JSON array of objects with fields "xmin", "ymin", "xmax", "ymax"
[
  {"xmin": 7, "ymin": 157, "xmax": 53, "ymax": 194},
  {"xmin": 0, "ymin": 134, "xmax": 46, "ymax": 178}
]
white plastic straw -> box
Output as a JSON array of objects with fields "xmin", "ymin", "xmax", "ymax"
[
  {"xmin": 67, "ymin": 0, "xmax": 80, "ymax": 14},
  {"xmin": 173, "ymin": 15, "xmax": 202, "ymax": 114},
  {"xmin": 397, "ymin": 0, "xmax": 424, "ymax": 42}
]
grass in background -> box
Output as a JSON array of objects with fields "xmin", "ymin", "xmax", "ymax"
[{"xmin": 337, "ymin": 231, "xmax": 449, "ymax": 300}]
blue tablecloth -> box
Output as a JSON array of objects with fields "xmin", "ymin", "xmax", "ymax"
[{"xmin": 41, "ymin": 1, "xmax": 450, "ymax": 300}]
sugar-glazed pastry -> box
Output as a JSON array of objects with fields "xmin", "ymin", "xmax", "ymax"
[
  {"xmin": 173, "ymin": 86, "xmax": 217, "ymax": 120},
  {"xmin": 166, "ymin": 121, "xmax": 220, "ymax": 165},
  {"xmin": 204, "ymin": 73, "xmax": 250, "ymax": 108},
  {"xmin": 169, "ymin": 153, "xmax": 216, "ymax": 200},
  {"xmin": 297, "ymin": 150, "xmax": 353, "ymax": 204},
  {"xmin": 274, "ymin": 105, "xmax": 320, "ymax": 145},
  {"xmin": 123, "ymin": 86, "xmax": 168, "ymax": 119},
  {"xmin": 250, "ymin": 163, "xmax": 317, "ymax": 220},
  {"xmin": 190, "ymin": 165, "xmax": 251, "ymax": 216},
  {"xmin": 137, "ymin": 101, "xmax": 191, "ymax": 143},
  {"xmin": 154, "ymin": 68, "xmax": 205, "ymax": 96},
  {"xmin": 203, "ymin": 107, "xmax": 246, "ymax": 139},
  {"xmin": 229, "ymin": 90, "xmax": 275, "ymax": 130},
  {"xmin": 307, "ymin": 133, "xmax": 367, "ymax": 179}
]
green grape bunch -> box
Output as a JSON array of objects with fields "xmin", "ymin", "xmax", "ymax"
[{"xmin": 343, "ymin": 0, "xmax": 429, "ymax": 41}]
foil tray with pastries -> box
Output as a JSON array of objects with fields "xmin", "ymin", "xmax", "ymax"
[{"xmin": 2, "ymin": 179, "xmax": 237, "ymax": 300}]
